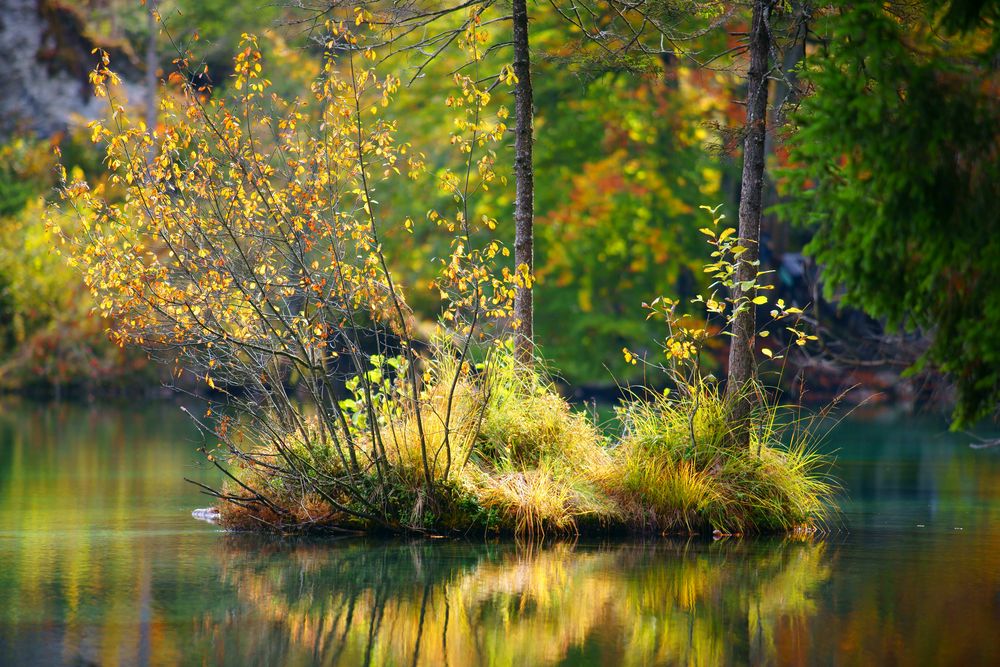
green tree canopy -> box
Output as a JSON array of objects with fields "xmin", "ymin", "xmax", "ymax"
[{"xmin": 778, "ymin": 0, "xmax": 999, "ymax": 426}]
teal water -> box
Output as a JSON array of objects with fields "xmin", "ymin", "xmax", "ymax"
[{"xmin": 0, "ymin": 402, "xmax": 998, "ymax": 666}]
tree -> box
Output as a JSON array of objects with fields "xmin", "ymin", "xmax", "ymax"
[
  {"xmin": 725, "ymin": 0, "xmax": 775, "ymax": 439},
  {"xmin": 303, "ymin": 0, "xmax": 539, "ymax": 363},
  {"xmin": 511, "ymin": 0, "xmax": 535, "ymax": 362},
  {"xmin": 144, "ymin": 0, "xmax": 158, "ymax": 154},
  {"xmin": 547, "ymin": 0, "xmax": 798, "ymax": 436},
  {"xmin": 777, "ymin": 0, "xmax": 1000, "ymax": 428}
]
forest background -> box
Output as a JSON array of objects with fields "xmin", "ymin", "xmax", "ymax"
[{"xmin": 0, "ymin": 0, "xmax": 996, "ymax": 430}]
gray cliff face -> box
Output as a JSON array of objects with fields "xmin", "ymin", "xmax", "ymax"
[{"xmin": 0, "ymin": 0, "xmax": 142, "ymax": 139}]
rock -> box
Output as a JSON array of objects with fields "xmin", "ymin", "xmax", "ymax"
[
  {"xmin": 0, "ymin": 0, "xmax": 143, "ymax": 139},
  {"xmin": 191, "ymin": 507, "xmax": 221, "ymax": 524}
]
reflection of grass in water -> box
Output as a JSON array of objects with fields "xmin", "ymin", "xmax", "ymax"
[
  {"xmin": 205, "ymin": 537, "xmax": 830, "ymax": 666},
  {"xmin": 222, "ymin": 357, "xmax": 835, "ymax": 538}
]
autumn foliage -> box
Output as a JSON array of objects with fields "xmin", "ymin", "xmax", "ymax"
[
  {"xmin": 54, "ymin": 16, "xmax": 534, "ymax": 528},
  {"xmin": 55, "ymin": 15, "xmax": 833, "ymax": 536}
]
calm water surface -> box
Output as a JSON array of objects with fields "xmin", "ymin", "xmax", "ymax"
[{"xmin": 0, "ymin": 401, "xmax": 998, "ymax": 666}]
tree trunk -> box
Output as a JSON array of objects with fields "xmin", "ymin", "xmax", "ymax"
[
  {"xmin": 145, "ymin": 1, "xmax": 157, "ymax": 158},
  {"xmin": 511, "ymin": 0, "xmax": 534, "ymax": 364},
  {"xmin": 726, "ymin": 0, "xmax": 773, "ymax": 441}
]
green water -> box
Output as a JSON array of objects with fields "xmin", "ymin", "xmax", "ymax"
[{"xmin": 0, "ymin": 402, "xmax": 998, "ymax": 666}]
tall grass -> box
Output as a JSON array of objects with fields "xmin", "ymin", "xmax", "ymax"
[
  {"xmin": 609, "ymin": 384, "xmax": 836, "ymax": 534},
  {"xmin": 217, "ymin": 347, "xmax": 836, "ymax": 537}
]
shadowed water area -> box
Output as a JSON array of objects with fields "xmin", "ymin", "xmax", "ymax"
[{"xmin": 0, "ymin": 402, "xmax": 998, "ymax": 666}]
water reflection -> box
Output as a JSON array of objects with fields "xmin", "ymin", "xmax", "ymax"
[
  {"xmin": 0, "ymin": 401, "xmax": 214, "ymax": 666},
  {"xmin": 198, "ymin": 537, "xmax": 831, "ymax": 667},
  {"xmin": 0, "ymin": 403, "xmax": 998, "ymax": 666}
]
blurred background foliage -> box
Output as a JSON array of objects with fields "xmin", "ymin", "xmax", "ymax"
[{"xmin": 0, "ymin": 0, "xmax": 996, "ymax": 424}]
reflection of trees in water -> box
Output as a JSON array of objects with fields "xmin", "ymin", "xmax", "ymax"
[
  {"xmin": 802, "ymin": 534, "xmax": 1000, "ymax": 666},
  {"xmin": 201, "ymin": 537, "xmax": 831, "ymax": 666},
  {"xmin": 4, "ymin": 409, "xmax": 995, "ymax": 665},
  {"xmin": 0, "ymin": 402, "xmax": 212, "ymax": 667},
  {"xmin": 830, "ymin": 418, "xmax": 1000, "ymax": 527}
]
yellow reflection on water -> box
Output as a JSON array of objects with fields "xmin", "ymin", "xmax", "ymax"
[
  {"xmin": 0, "ymin": 402, "xmax": 207, "ymax": 666},
  {"xmin": 202, "ymin": 538, "xmax": 831, "ymax": 666},
  {"xmin": 1, "ymin": 404, "xmax": 999, "ymax": 666}
]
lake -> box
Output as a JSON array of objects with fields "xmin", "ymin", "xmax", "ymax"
[{"xmin": 0, "ymin": 401, "xmax": 997, "ymax": 666}]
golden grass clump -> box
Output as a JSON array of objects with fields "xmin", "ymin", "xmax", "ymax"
[
  {"xmin": 214, "ymin": 349, "xmax": 836, "ymax": 538},
  {"xmin": 458, "ymin": 353, "xmax": 621, "ymax": 536},
  {"xmin": 608, "ymin": 386, "xmax": 836, "ymax": 535}
]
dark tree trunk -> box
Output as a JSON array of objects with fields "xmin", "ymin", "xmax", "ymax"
[
  {"xmin": 512, "ymin": 0, "xmax": 534, "ymax": 364},
  {"xmin": 726, "ymin": 0, "xmax": 773, "ymax": 440}
]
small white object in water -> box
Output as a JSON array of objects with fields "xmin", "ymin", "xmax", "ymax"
[
  {"xmin": 916, "ymin": 524, "xmax": 925, "ymax": 528},
  {"xmin": 192, "ymin": 507, "xmax": 221, "ymax": 524}
]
